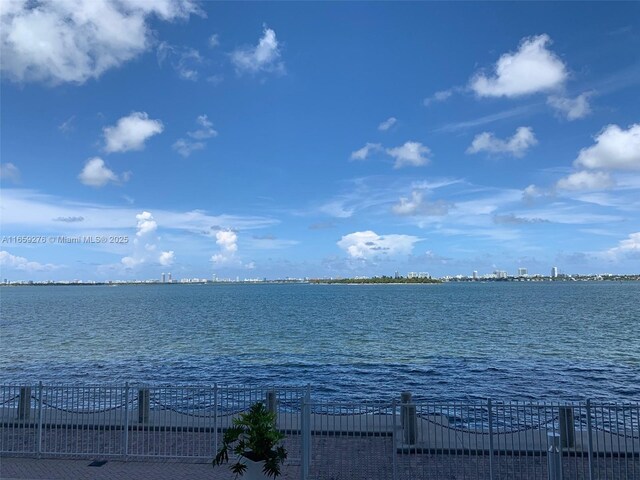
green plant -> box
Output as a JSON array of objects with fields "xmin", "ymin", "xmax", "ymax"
[{"xmin": 213, "ymin": 402, "xmax": 287, "ymax": 478}]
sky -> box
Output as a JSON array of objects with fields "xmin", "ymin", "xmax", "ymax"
[{"xmin": 1, "ymin": 1, "xmax": 639, "ymax": 281}]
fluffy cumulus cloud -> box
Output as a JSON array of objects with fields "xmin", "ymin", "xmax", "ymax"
[
  {"xmin": 378, "ymin": 117, "xmax": 397, "ymax": 131},
  {"xmin": 78, "ymin": 157, "xmax": 128, "ymax": 187},
  {"xmin": 104, "ymin": 112, "xmax": 164, "ymax": 153},
  {"xmin": 0, "ymin": 250, "xmax": 56, "ymax": 271},
  {"xmin": 386, "ymin": 141, "xmax": 431, "ymax": 168},
  {"xmin": 574, "ymin": 124, "xmax": 640, "ymax": 171},
  {"xmin": 135, "ymin": 211, "xmax": 157, "ymax": 236},
  {"xmin": 470, "ymin": 34, "xmax": 567, "ymax": 97},
  {"xmin": 392, "ymin": 190, "xmax": 451, "ymax": 216},
  {"xmin": 211, "ymin": 229, "xmax": 238, "ymax": 263},
  {"xmin": 556, "ymin": 171, "xmax": 614, "ymax": 191},
  {"xmin": 0, "ymin": 0, "xmax": 201, "ymax": 85},
  {"xmin": 350, "ymin": 143, "xmax": 382, "ymax": 161},
  {"xmin": 0, "ymin": 162, "xmax": 20, "ymax": 183},
  {"xmin": 547, "ymin": 93, "xmax": 592, "ymax": 121},
  {"xmin": 159, "ymin": 250, "xmax": 175, "ymax": 266},
  {"xmin": 467, "ymin": 127, "xmax": 537, "ymax": 157},
  {"xmin": 231, "ymin": 26, "xmax": 284, "ymax": 75},
  {"xmin": 173, "ymin": 114, "xmax": 218, "ymax": 157},
  {"xmin": 337, "ymin": 231, "xmax": 420, "ymax": 259}
]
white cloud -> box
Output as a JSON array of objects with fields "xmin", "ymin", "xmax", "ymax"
[
  {"xmin": 319, "ymin": 201, "xmax": 354, "ymax": 218},
  {"xmin": 78, "ymin": 157, "xmax": 126, "ymax": 187},
  {"xmin": 216, "ymin": 229, "xmax": 238, "ymax": 253},
  {"xmin": 466, "ymin": 127, "xmax": 537, "ymax": 157},
  {"xmin": 337, "ymin": 230, "xmax": 420, "ymax": 259},
  {"xmin": 231, "ymin": 26, "xmax": 284, "ymax": 75},
  {"xmin": 135, "ymin": 211, "xmax": 157, "ymax": 236},
  {"xmin": 208, "ymin": 34, "xmax": 220, "ymax": 48},
  {"xmin": 350, "ymin": 143, "xmax": 382, "ymax": 161},
  {"xmin": 0, "ymin": 0, "xmax": 201, "ymax": 85},
  {"xmin": 470, "ymin": 34, "xmax": 567, "ymax": 97},
  {"xmin": 574, "ymin": 124, "xmax": 640, "ymax": 170},
  {"xmin": 0, "ymin": 162, "xmax": 20, "ymax": 183},
  {"xmin": 159, "ymin": 250, "xmax": 175, "ymax": 266},
  {"xmin": 522, "ymin": 184, "xmax": 543, "ymax": 202},
  {"xmin": 386, "ymin": 141, "xmax": 431, "ymax": 168},
  {"xmin": 556, "ymin": 171, "xmax": 614, "ymax": 191},
  {"xmin": 547, "ymin": 92, "xmax": 592, "ymax": 120},
  {"xmin": 104, "ymin": 112, "xmax": 164, "ymax": 153},
  {"xmin": 173, "ymin": 139, "xmax": 205, "ymax": 157},
  {"xmin": 121, "ymin": 256, "xmax": 144, "ymax": 268},
  {"xmin": 606, "ymin": 232, "xmax": 640, "ymax": 257},
  {"xmin": 211, "ymin": 229, "xmax": 238, "ymax": 264},
  {"xmin": 173, "ymin": 114, "xmax": 217, "ymax": 157},
  {"xmin": 188, "ymin": 115, "xmax": 218, "ymax": 140},
  {"xmin": 436, "ymin": 104, "xmax": 536, "ymax": 133},
  {"xmin": 157, "ymin": 42, "xmax": 202, "ymax": 80},
  {"xmin": 0, "ymin": 250, "xmax": 56, "ymax": 271},
  {"xmin": 392, "ymin": 190, "xmax": 451, "ymax": 216},
  {"xmin": 378, "ymin": 117, "xmax": 397, "ymax": 131},
  {"xmin": 2, "ymin": 189, "xmax": 279, "ymax": 233},
  {"xmin": 423, "ymin": 88, "xmax": 455, "ymax": 106},
  {"xmin": 58, "ymin": 115, "xmax": 75, "ymax": 132}
]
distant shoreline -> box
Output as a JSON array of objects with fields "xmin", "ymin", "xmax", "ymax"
[{"xmin": 2, "ymin": 275, "xmax": 639, "ymax": 287}]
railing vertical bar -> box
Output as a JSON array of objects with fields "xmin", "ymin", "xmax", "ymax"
[
  {"xmin": 213, "ymin": 383, "xmax": 218, "ymax": 459},
  {"xmin": 488, "ymin": 398, "xmax": 494, "ymax": 480},
  {"xmin": 36, "ymin": 381, "xmax": 43, "ymax": 458}
]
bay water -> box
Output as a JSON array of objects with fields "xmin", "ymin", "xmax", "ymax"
[{"xmin": 1, "ymin": 282, "xmax": 638, "ymax": 402}]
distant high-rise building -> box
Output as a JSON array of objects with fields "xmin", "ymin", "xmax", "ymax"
[
  {"xmin": 168, "ymin": 272, "xmax": 172, "ymax": 283},
  {"xmin": 473, "ymin": 270, "xmax": 478, "ymax": 280},
  {"xmin": 494, "ymin": 270, "xmax": 508, "ymax": 279},
  {"xmin": 518, "ymin": 268, "xmax": 528, "ymax": 277},
  {"xmin": 161, "ymin": 272, "xmax": 166, "ymax": 283},
  {"xmin": 551, "ymin": 266, "xmax": 558, "ymax": 278}
]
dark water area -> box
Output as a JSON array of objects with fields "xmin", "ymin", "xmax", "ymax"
[{"xmin": 1, "ymin": 282, "xmax": 638, "ymax": 402}]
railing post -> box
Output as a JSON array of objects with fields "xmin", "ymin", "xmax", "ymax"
[
  {"xmin": 559, "ymin": 405, "xmax": 575, "ymax": 448},
  {"xmin": 586, "ymin": 400, "xmax": 594, "ymax": 480},
  {"xmin": 547, "ymin": 433, "xmax": 563, "ymax": 480},
  {"xmin": 138, "ymin": 387, "xmax": 150, "ymax": 424},
  {"xmin": 401, "ymin": 391, "xmax": 416, "ymax": 445},
  {"xmin": 266, "ymin": 389, "xmax": 278, "ymax": 424},
  {"xmin": 213, "ymin": 383, "xmax": 218, "ymax": 458},
  {"xmin": 17, "ymin": 386, "xmax": 31, "ymax": 420},
  {"xmin": 123, "ymin": 382, "xmax": 129, "ymax": 460},
  {"xmin": 37, "ymin": 382, "xmax": 43, "ymax": 458},
  {"xmin": 488, "ymin": 398, "xmax": 494, "ymax": 480}
]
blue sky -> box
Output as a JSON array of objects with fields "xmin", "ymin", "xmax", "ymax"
[{"xmin": 1, "ymin": 1, "xmax": 639, "ymax": 281}]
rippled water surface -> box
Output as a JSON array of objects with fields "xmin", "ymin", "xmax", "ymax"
[{"xmin": 1, "ymin": 282, "xmax": 638, "ymax": 401}]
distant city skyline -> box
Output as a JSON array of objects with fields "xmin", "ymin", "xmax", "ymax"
[{"xmin": 1, "ymin": 2, "xmax": 639, "ymax": 281}]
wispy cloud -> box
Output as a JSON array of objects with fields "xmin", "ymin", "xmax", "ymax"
[
  {"xmin": 378, "ymin": 117, "xmax": 397, "ymax": 131},
  {"xmin": 0, "ymin": 163, "xmax": 20, "ymax": 183},
  {"xmin": 157, "ymin": 42, "xmax": 203, "ymax": 81},
  {"xmin": 173, "ymin": 115, "xmax": 218, "ymax": 157},
  {"xmin": 435, "ymin": 104, "xmax": 540, "ymax": 133}
]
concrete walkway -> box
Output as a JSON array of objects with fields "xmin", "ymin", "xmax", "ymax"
[{"xmin": 0, "ymin": 457, "xmax": 283, "ymax": 480}]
